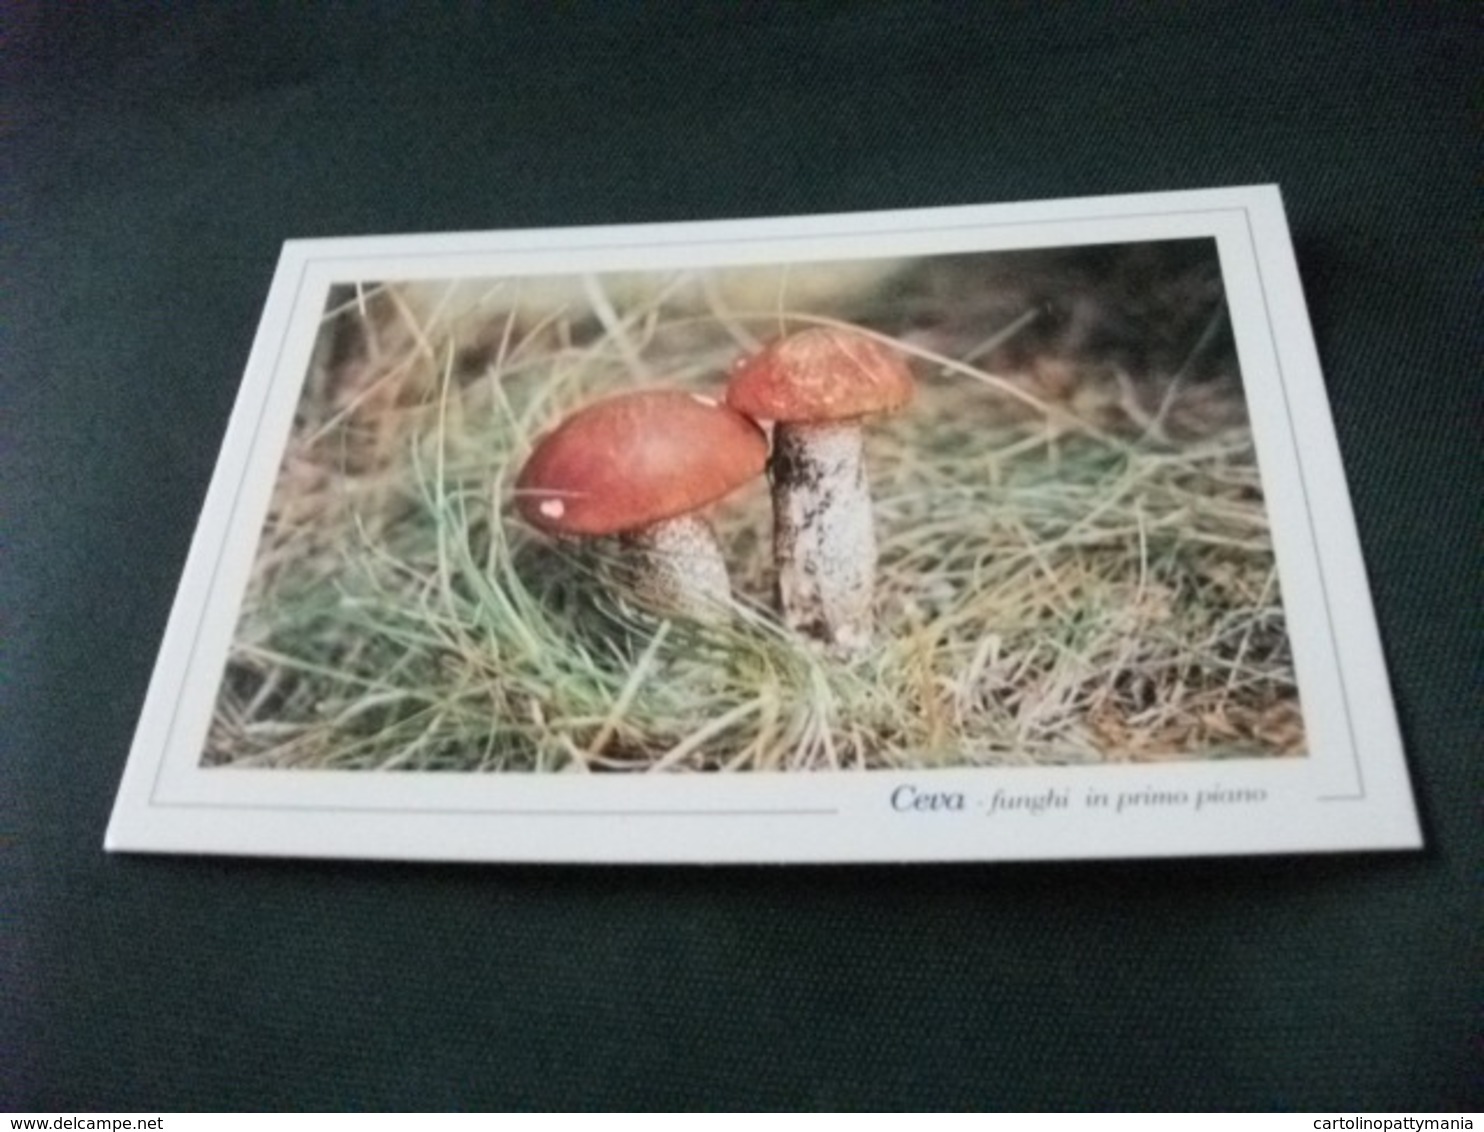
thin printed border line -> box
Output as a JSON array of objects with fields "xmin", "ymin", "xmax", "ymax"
[
  {"xmin": 300, "ymin": 205, "xmax": 1250, "ymax": 266},
  {"xmin": 146, "ymin": 201, "xmax": 1364, "ymax": 816},
  {"xmin": 1239, "ymin": 215, "xmax": 1364, "ymax": 801},
  {"xmin": 146, "ymin": 802, "xmax": 839, "ymax": 817},
  {"xmin": 148, "ymin": 259, "xmax": 316, "ymax": 806}
]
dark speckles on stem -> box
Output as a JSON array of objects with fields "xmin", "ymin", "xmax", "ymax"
[
  {"xmin": 768, "ymin": 421, "xmax": 876, "ymax": 652},
  {"xmin": 769, "ymin": 434, "xmax": 826, "ymax": 495}
]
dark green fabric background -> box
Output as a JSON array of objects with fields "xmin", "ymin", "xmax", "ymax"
[{"xmin": 5, "ymin": 3, "xmax": 1480, "ymax": 1111}]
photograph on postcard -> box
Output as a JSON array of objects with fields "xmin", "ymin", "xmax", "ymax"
[{"xmin": 203, "ymin": 241, "xmax": 1305, "ymax": 774}]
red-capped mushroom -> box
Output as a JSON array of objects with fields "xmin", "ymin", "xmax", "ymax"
[
  {"xmin": 516, "ymin": 390, "xmax": 768, "ymax": 619},
  {"xmin": 726, "ymin": 326, "xmax": 914, "ymax": 653}
]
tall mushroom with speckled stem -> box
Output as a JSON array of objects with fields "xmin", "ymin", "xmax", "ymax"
[
  {"xmin": 726, "ymin": 327, "xmax": 914, "ymax": 654},
  {"xmin": 515, "ymin": 390, "xmax": 768, "ymax": 620}
]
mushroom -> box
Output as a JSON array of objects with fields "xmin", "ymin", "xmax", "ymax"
[
  {"xmin": 515, "ymin": 390, "xmax": 768, "ymax": 620},
  {"xmin": 726, "ymin": 326, "xmax": 914, "ymax": 654}
]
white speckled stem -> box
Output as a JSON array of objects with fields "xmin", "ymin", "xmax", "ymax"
[
  {"xmin": 620, "ymin": 513, "xmax": 732, "ymax": 621},
  {"xmin": 770, "ymin": 421, "xmax": 875, "ymax": 653}
]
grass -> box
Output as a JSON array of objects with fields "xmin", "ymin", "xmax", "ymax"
[{"xmin": 205, "ymin": 266, "xmax": 1304, "ymax": 772}]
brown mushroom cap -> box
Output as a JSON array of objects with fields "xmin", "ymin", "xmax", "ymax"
[
  {"xmin": 725, "ymin": 326, "xmax": 914, "ymax": 423},
  {"xmin": 516, "ymin": 390, "xmax": 768, "ymax": 537}
]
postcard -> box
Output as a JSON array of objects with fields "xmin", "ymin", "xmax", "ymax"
[{"xmin": 105, "ymin": 186, "xmax": 1422, "ymax": 863}]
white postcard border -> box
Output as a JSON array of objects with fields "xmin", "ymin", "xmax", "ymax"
[{"xmin": 106, "ymin": 186, "xmax": 1421, "ymax": 864}]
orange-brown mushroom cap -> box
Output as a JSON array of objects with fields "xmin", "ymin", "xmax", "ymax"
[
  {"xmin": 516, "ymin": 390, "xmax": 768, "ymax": 537},
  {"xmin": 725, "ymin": 327, "xmax": 914, "ymax": 423}
]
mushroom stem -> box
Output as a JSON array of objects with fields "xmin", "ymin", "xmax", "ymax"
[
  {"xmin": 619, "ymin": 512, "xmax": 732, "ymax": 621},
  {"xmin": 769, "ymin": 420, "xmax": 875, "ymax": 653}
]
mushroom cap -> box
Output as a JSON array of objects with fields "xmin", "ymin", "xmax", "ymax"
[
  {"xmin": 516, "ymin": 390, "xmax": 768, "ymax": 536},
  {"xmin": 725, "ymin": 326, "xmax": 914, "ymax": 424}
]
